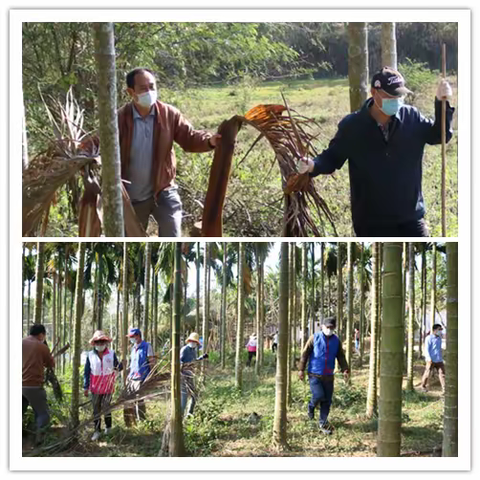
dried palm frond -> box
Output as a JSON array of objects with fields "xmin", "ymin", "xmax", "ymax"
[{"xmin": 201, "ymin": 100, "xmax": 337, "ymax": 237}]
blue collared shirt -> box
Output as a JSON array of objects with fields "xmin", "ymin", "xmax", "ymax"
[
  {"xmin": 126, "ymin": 106, "xmax": 155, "ymax": 202},
  {"xmin": 310, "ymin": 98, "xmax": 455, "ymax": 228},
  {"xmin": 424, "ymin": 333, "xmax": 443, "ymax": 363}
]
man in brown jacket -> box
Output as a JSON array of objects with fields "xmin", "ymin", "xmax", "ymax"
[
  {"xmin": 118, "ymin": 67, "xmax": 221, "ymax": 236},
  {"xmin": 22, "ymin": 324, "xmax": 55, "ymax": 444}
]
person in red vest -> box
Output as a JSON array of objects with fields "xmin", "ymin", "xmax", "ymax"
[{"xmin": 83, "ymin": 330, "xmax": 122, "ymax": 441}]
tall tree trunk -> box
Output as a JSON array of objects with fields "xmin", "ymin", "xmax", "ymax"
[
  {"xmin": 378, "ymin": 242, "xmax": 403, "ymax": 457},
  {"xmin": 337, "ymin": 243, "xmax": 343, "ymax": 340},
  {"xmin": 52, "ymin": 272, "xmax": 57, "ymax": 348},
  {"xmin": 402, "ymin": 243, "xmax": 407, "ymax": 371},
  {"xmin": 377, "ymin": 243, "xmax": 383, "ymax": 379},
  {"xmin": 406, "ymin": 243, "xmax": 415, "ymax": 391},
  {"xmin": 273, "ymin": 242, "xmax": 289, "ymax": 449},
  {"xmin": 381, "ymin": 23, "xmax": 397, "ymax": 69},
  {"xmin": 347, "ymin": 22, "xmax": 369, "ymax": 112},
  {"xmin": 259, "ymin": 258, "xmax": 265, "ymax": 369},
  {"xmin": 153, "ymin": 270, "xmax": 158, "ymax": 352},
  {"xmin": 359, "ymin": 243, "xmax": 365, "ymax": 365},
  {"xmin": 301, "ymin": 243, "xmax": 308, "ymax": 350},
  {"xmin": 328, "ymin": 275, "xmax": 331, "ymax": 316},
  {"xmin": 255, "ymin": 244, "xmax": 263, "ymax": 375},
  {"xmin": 69, "ymin": 286, "xmax": 74, "ymax": 365},
  {"xmin": 442, "ymin": 242, "xmax": 458, "ymax": 457},
  {"xmin": 92, "ymin": 22, "xmax": 124, "ymax": 236},
  {"xmin": 346, "ymin": 242, "xmax": 354, "ymax": 374},
  {"xmin": 235, "ymin": 243, "xmax": 245, "ymax": 389},
  {"xmin": 169, "ymin": 242, "xmax": 185, "ymax": 456},
  {"xmin": 71, "ymin": 242, "xmax": 86, "ymax": 429},
  {"xmin": 320, "ymin": 242, "xmax": 325, "ymax": 323},
  {"xmin": 27, "ymin": 281, "xmax": 31, "ymax": 333},
  {"xmin": 201, "ymin": 243, "xmax": 210, "ymax": 378},
  {"xmin": 221, "ymin": 243, "xmax": 227, "ymax": 368},
  {"xmin": 22, "ymin": 245, "xmax": 26, "ymax": 332},
  {"xmin": 63, "ymin": 251, "xmax": 68, "ymax": 373},
  {"xmin": 144, "ymin": 242, "xmax": 152, "ymax": 341},
  {"xmin": 115, "ymin": 283, "xmax": 120, "ymax": 352},
  {"xmin": 310, "ymin": 243, "xmax": 315, "ymax": 335},
  {"xmin": 366, "ymin": 243, "xmax": 379, "ymax": 418},
  {"xmin": 420, "ymin": 244, "xmax": 427, "ymax": 358},
  {"xmin": 196, "ymin": 242, "xmax": 200, "ymax": 334},
  {"xmin": 430, "ymin": 243, "xmax": 437, "ymax": 329},
  {"xmin": 33, "ymin": 242, "xmax": 45, "ymax": 325},
  {"xmin": 92, "ymin": 255, "xmax": 99, "ymax": 330},
  {"xmin": 287, "ymin": 243, "xmax": 294, "ymax": 405},
  {"xmin": 122, "ymin": 243, "xmax": 129, "ymax": 386}
]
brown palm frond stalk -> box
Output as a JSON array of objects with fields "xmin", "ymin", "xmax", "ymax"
[{"xmin": 201, "ymin": 102, "xmax": 336, "ymax": 237}]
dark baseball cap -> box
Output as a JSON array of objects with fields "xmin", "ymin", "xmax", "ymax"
[
  {"xmin": 323, "ymin": 317, "xmax": 336, "ymax": 328},
  {"xmin": 371, "ymin": 67, "xmax": 412, "ymax": 97}
]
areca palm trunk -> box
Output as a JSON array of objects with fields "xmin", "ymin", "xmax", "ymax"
[
  {"xmin": 347, "ymin": 22, "xmax": 369, "ymax": 112},
  {"xmin": 402, "ymin": 243, "xmax": 407, "ymax": 370},
  {"xmin": 169, "ymin": 242, "xmax": 185, "ymax": 456},
  {"xmin": 301, "ymin": 243, "xmax": 308, "ymax": 350},
  {"xmin": 310, "ymin": 243, "xmax": 315, "ymax": 335},
  {"xmin": 196, "ymin": 242, "xmax": 200, "ymax": 334},
  {"xmin": 202, "ymin": 243, "xmax": 210, "ymax": 377},
  {"xmin": 153, "ymin": 270, "xmax": 158, "ymax": 352},
  {"xmin": 63, "ymin": 252, "xmax": 68, "ymax": 372},
  {"xmin": 221, "ymin": 243, "xmax": 227, "ymax": 369},
  {"xmin": 255, "ymin": 244, "xmax": 263, "ymax": 375},
  {"xmin": 71, "ymin": 242, "xmax": 86, "ymax": 429},
  {"xmin": 430, "ymin": 243, "xmax": 437, "ymax": 330},
  {"xmin": 320, "ymin": 242, "xmax": 325, "ymax": 323},
  {"xmin": 420, "ymin": 244, "xmax": 427, "ymax": 359},
  {"xmin": 121, "ymin": 242, "xmax": 129, "ymax": 386},
  {"xmin": 33, "ymin": 242, "xmax": 45, "ymax": 325},
  {"xmin": 346, "ymin": 242, "xmax": 354, "ymax": 372},
  {"xmin": 337, "ymin": 243, "xmax": 343, "ymax": 339},
  {"xmin": 359, "ymin": 243, "xmax": 365, "ymax": 365},
  {"xmin": 366, "ymin": 243, "xmax": 379, "ymax": 418},
  {"xmin": 377, "ymin": 243, "xmax": 383, "ymax": 379},
  {"xmin": 406, "ymin": 243, "xmax": 415, "ymax": 391},
  {"xmin": 259, "ymin": 258, "xmax": 265, "ymax": 370},
  {"xmin": 442, "ymin": 242, "xmax": 458, "ymax": 457},
  {"xmin": 378, "ymin": 242, "xmax": 403, "ymax": 457},
  {"xmin": 273, "ymin": 242, "xmax": 289, "ymax": 449},
  {"xmin": 144, "ymin": 242, "xmax": 151, "ymax": 341},
  {"xmin": 287, "ymin": 242, "xmax": 295, "ymax": 405},
  {"xmin": 235, "ymin": 242, "xmax": 245, "ymax": 389},
  {"xmin": 381, "ymin": 23, "xmax": 397, "ymax": 69},
  {"xmin": 52, "ymin": 271, "xmax": 57, "ymax": 351}
]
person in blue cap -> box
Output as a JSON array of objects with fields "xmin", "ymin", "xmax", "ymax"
[
  {"xmin": 298, "ymin": 317, "xmax": 349, "ymax": 435},
  {"xmin": 125, "ymin": 327, "xmax": 155, "ymax": 422}
]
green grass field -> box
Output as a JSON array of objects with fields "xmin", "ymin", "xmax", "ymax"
[
  {"xmin": 45, "ymin": 75, "xmax": 458, "ymax": 237},
  {"xmin": 24, "ymin": 350, "xmax": 445, "ymax": 457}
]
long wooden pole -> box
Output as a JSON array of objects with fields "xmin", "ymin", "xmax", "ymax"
[{"xmin": 441, "ymin": 43, "xmax": 447, "ymax": 237}]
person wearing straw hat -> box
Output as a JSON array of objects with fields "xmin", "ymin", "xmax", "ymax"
[
  {"xmin": 297, "ymin": 67, "xmax": 454, "ymax": 237},
  {"xmin": 246, "ymin": 333, "xmax": 258, "ymax": 367},
  {"xmin": 83, "ymin": 330, "xmax": 122, "ymax": 441},
  {"xmin": 180, "ymin": 332, "xmax": 208, "ymax": 416},
  {"xmin": 126, "ymin": 327, "xmax": 155, "ymax": 422}
]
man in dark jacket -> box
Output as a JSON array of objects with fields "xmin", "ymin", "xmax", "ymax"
[
  {"xmin": 297, "ymin": 67, "xmax": 455, "ymax": 237},
  {"xmin": 298, "ymin": 317, "xmax": 349, "ymax": 434},
  {"xmin": 118, "ymin": 67, "xmax": 221, "ymax": 236}
]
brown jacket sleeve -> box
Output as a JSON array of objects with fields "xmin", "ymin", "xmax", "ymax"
[
  {"xmin": 42, "ymin": 344, "xmax": 54, "ymax": 369},
  {"xmin": 298, "ymin": 335, "xmax": 315, "ymax": 372},
  {"xmin": 173, "ymin": 109, "xmax": 214, "ymax": 153},
  {"xmin": 336, "ymin": 340, "xmax": 349, "ymax": 373}
]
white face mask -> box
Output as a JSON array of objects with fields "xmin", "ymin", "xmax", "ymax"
[
  {"xmin": 434, "ymin": 331, "xmax": 442, "ymax": 337},
  {"xmin": 322, "ymin": 326, "xmax": 334, "ymax": 337},
  {"xmin": 130, "ymin": 338, "xmax": 136, "ymax": 344},
  {"xmin": 95, "ymin": 345, "xmax": 106, "ymax": 352},
  {"xmin": 136, "ymin": 90, "xmax": 157, "ymax": 108},
  {"xmin": 187, "ymin": 342, "xmax": 197, "ymax": 348}
]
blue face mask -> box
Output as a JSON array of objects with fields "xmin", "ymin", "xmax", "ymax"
[{"xmin": 379, "ymin": 97, "xmax": 404, "ymax": 116}]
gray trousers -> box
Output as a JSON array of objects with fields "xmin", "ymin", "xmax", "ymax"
[
  {"xmin": 132, "ymin": 187, "xmax": 182, "ymax": 237},
  {"xmin": 22, "ymin": 387, "xmax": 50, "ymax": 430}
]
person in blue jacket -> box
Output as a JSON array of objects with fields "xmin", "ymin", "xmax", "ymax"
[
  {"xmin": 180, "ymin": 332, "xmax": 208, "ymax": 416},
  {"xmin": 421, "ymin": 323, "xmax": 445, "ymax": 394},
  {"xmin": 298, "ymin": 317, "xmax": 349, "ymax": 434},
  {"xmin": 297, "ymin": 67, "xmax": 455, "ymax": 237}
]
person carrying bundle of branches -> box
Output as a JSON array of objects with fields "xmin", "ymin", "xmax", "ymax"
[
  {"xmin": 297, "ymin": 67, "xmax": 454, "ymax": 237},
  {"xmin": 179, "ymin": 332, "xmax": 208, "ymax": 417},
  {"xmin": 83, "ymin": 330, "xmax": 123, "ymax": 441}
]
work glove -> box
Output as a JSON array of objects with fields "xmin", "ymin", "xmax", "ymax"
[
  {"xmin": 296, "ymin": 157, "xmax": 314, "ymax": 175},
  {"xmin": 436, "ymin": 79, "xmax": 453, "ymax": 100}
]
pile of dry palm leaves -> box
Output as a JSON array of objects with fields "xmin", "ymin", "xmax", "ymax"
[
  {"xmin": 22, "ymin": 88, "xmax": 145, "ymax": 237},
  {"xmin": 201, "ymin": 94, "xmax": 337, "ymax": 237}
]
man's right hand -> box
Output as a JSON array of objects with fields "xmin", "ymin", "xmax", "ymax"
[
  {"xmin": 296, "ymin": 157, "xmax": 314, "ymax": 175},
  {"xmin": 298, "ymin": 371, "xmax": 305, "ymax": 381}
]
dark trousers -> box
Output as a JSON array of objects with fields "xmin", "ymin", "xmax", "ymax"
[
  {"xmin": 308, "ymin": 376, "xmax": 334, "ymax": 425},
  {"xmin": 247, "ymin": 351, "xmax": 256, "ymax": 367},
  {"xmin": 421, "ymin": 361, "xmax": 446, "ymax": 392},
  {"xmin": 272, "ymin": 343, "xmax": 277, "ymax": 353},
  {"xmin": 354, "ymin": 218, "xmax": 429, "ymax": 237},
  {"xmin": 125, "ymin": 378, "xmax": 147, "ymax": 424},
  {"xmin": 22, "ymin": 387, "xmax": 50, "ymax": 430},
  {"xmin": 181, "ymin": 374, "xmax": 196, "ymax": 415},
  {"xmin": 92, "ymin": 393, "xmax": 113, "ymax": 431}
]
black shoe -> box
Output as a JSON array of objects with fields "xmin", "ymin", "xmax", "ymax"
[{"xmin": 307, "ymin": 408, "xmax": 315, "ymax": 420}]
